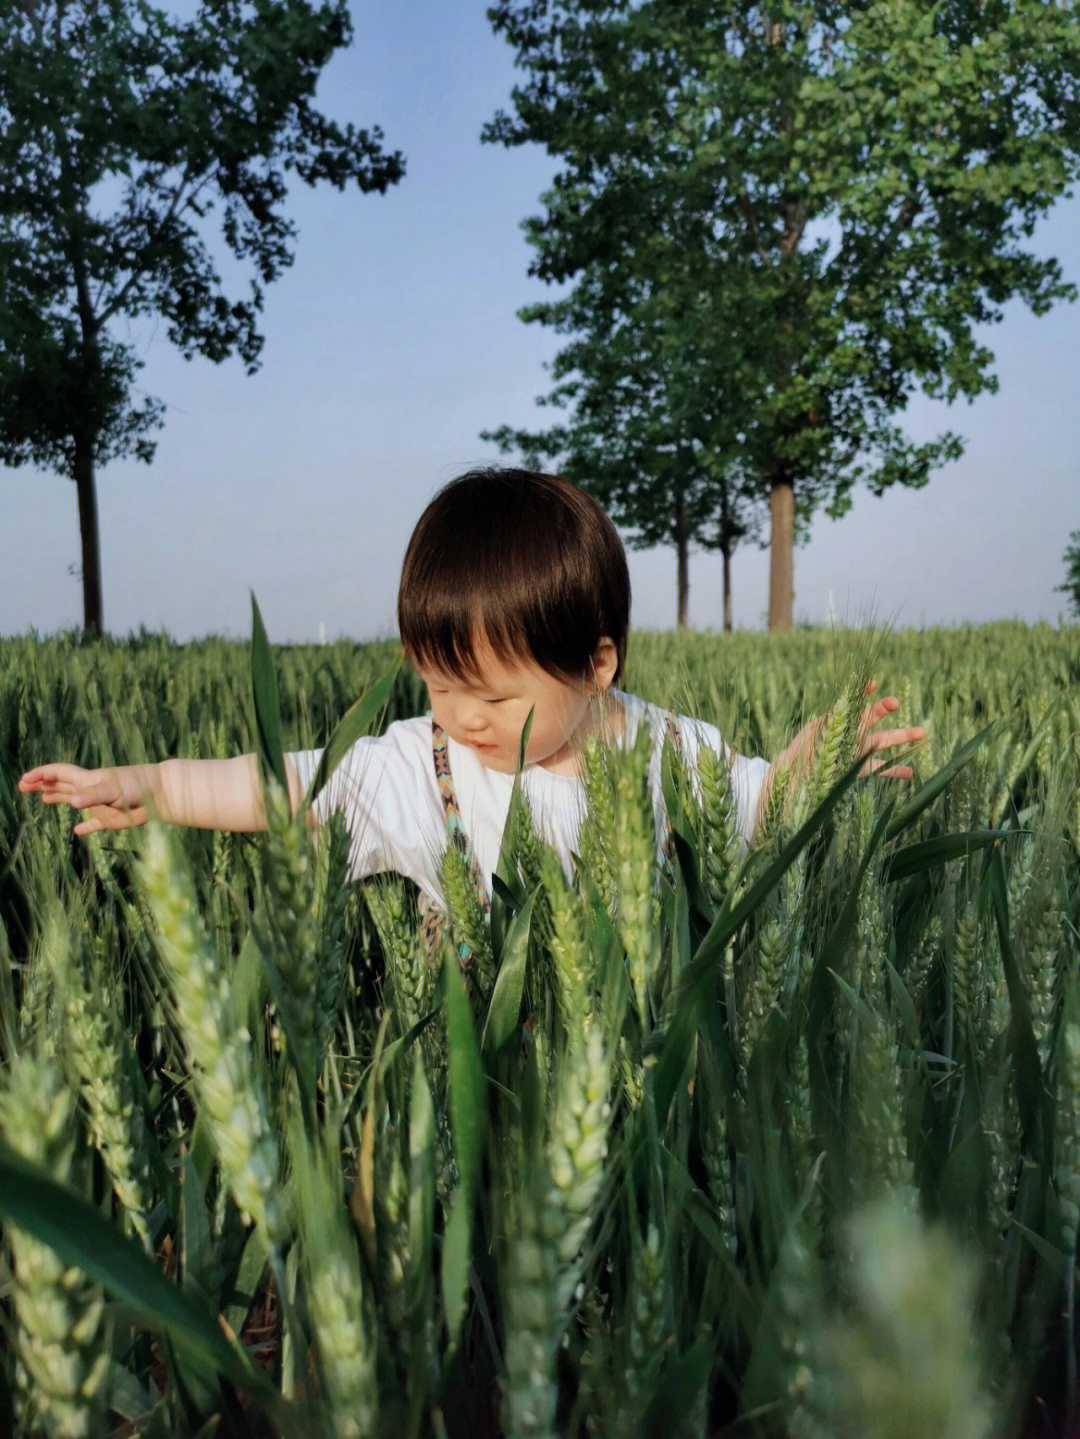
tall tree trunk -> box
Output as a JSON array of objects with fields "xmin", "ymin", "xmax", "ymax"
[
  {"xmin": 675, "ymin": 490, "xmax": 689, "ymax": 629},
  {"xmin": 768, "ymin": 477, "xmax": 794, "ymax": 632},
  {"xmin": 719, "ymin": 480, "xmax": 733, "ymax": 632},
  {"xmin": 64, "ymin": 176, "xmax": 103, "ymax": 638},
  {"xmin": 73, "ymin": 430, "xmax": 103, "ymax": 637},
  {"xmin": 764, "ymin": 10, "xmax": 802, "ymax": 638}
]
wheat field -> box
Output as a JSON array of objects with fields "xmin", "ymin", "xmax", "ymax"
[{"xmin": 0, "ymin": 621, "xmax": 1078, "ymax": 1437}]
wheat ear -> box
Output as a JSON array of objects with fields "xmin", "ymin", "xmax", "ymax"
[
  {"xmin": 140, "ymin": 824, "xmax": 289, "ymax": 1250},
  {"xmin": 0, "ymin": 1053, "xmax": 111, "ymax": 1438}
]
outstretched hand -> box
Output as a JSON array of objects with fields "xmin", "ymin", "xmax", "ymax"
[
  {"xmin": 18, "ymin": 764, "xmax": 149, "ymax": 836},
  {"xmin": 856, "ymin": 681, "xmax": 926, "ymax": 780}
]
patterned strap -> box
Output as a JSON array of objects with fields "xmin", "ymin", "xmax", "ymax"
[
  {"xmin": 659, "ymin": 710, "xmax": 683, "ymax": 882},
  {"xmin": 419, "ymin": 719, "xmax": 493, "ymax": 980},
  {"xmin": 431, "ymin": 720, "xmax": 492, "ymax": 917}
]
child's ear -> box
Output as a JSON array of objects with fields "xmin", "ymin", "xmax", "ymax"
[{"xmin": 591, "ymin": 637, "xmax": 619, "ymax": 694}]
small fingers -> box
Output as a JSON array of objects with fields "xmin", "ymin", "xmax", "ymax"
[
  {"xmin": 860, "ymin": 726, "xmax": 926, "ymax": 755},
  {"xmin": 73, "ymin": 805, "xmax": 146, "ymax": 836},
  {"xmin": 858, "ymin": 695, "xmax": 900, "ymax": 734},
  {"xmin": 21, "ymin": 766, "xmax": 143, "ymax": 834},
  {"xmin": 19, "ymin": 774, "xmax": 55, "ymax": 794},
  {"xmin": 30, "ymin": 787, "xmax": 87, "ymax": 809},
  {"xmin": 863, "ymin": 762, "xmax": 916, "ymax": 781},
  {"xmin": 19, "ymin": 763, "xmax": 87, "ymax": 791},
  {"xmin": 29, "ymin": 785, "xmax": 98, "ymax": 810},
  {"xmin": 20, "ymin": 767, "xmax": 102, "ymax": 811}
]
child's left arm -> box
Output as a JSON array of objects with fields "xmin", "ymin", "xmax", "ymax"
[{"xmin": 755, "ymin": 682, "xmax": 926, "ymax": 836}]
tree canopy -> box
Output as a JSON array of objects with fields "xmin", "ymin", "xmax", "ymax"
[
  {"xmin": 1059, "ymin": 531, "xmax": 1080, "ymax": 620},
  {"xmin": 483, "ymin": 242, "xmax": 764, "ymax": 627},
  {"xmin": 0, "ymin": 0, "xmax": 404, "ymax": 635},
  {"xmin": 484, "ymin": 0, "xmax": 1080, "ymax": 629}
]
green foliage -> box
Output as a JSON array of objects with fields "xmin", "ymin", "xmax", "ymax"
[
  {"xmin": 1059, "ymin": 530, "xmax": 1080, "ymax": 618},
  {"xmin": 483, "ymin": 0, "xmax": 1080, "ymax": 627},
  {"xmin": 0, "ymin": 0, "xmax": 404, "ymax": 632},
  {"xmin": 1, "ymin": 621, "xmax": 1080, "ymax": 1434}
]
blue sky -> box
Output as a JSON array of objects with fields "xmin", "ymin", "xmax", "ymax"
[{"xmin": 2, "ymin": 1, "xmax": 1078, "ymax": 640}]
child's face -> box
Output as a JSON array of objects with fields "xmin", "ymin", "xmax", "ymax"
[{"xmin": 413, "ymin": 635, "xmax": 618, "ymax": 775}]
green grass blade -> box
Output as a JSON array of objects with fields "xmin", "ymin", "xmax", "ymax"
[
  {"xmin": 660, "ymin": 1143, "xmax": 736, "ymax": 1268},
  {"xmin": 0, "ymin": 1143, "xmax": 292, "ymax": 1427},
  {"xmin": 444, "ymin": 951, "xmax": 486, "ymax": 1200},
  {"xmin": 641, "ymin": 1338, "xmax": 713, "ymax": 1437},
  {"xmin": 883, "ymin": 828, "xmax": 1007, "ymax": 882},
  {"xmin": 491, "ymin": 871, "xmax": 523, "ymax": 914},
  {"xmin": 660, "ymin": 737, "xmax": 710, "ymax": 915},
  {"xmin": 180, "ymin": 1150, "xmax": 213, "ymax": 1302},
  {"xmin": 652, "ymin": 757, "xmax": 864, "ymax": 1126},
  {"xmin": 884, "ymin": 954, "xmax": 921, "ymax": 1052},
  {"xmin": 830, "ymin": 970, "xmax": 884, "ymax": 1028},
  {"xmin": 670, "ymin": 873, "xmax": 692, "ymax": 986},
  {"xmin": 230, "ymin": 929, "xmax": 267, "ymax": 1046},
  {"xmin": 692, "ymin": 755, "xmax": 865, "ymax": 979},
  {"xmin": 481, "ymin": 888, "xmax": 535, "ymax": 1059},
  {"xmin": 884, "ymin": 721, "xmax": 999, "ymax": 841},
  {"xmin": 371, "ymin": 1005, "xmax": 439, "ymax": 1087},
  {"xmin": 119, "ymin": 1020, "xmax": 177, "ymax": 1216},
  {"xmin": 669, "ymin": 829, "xmax": 713, "ymax": 923},
  {"xmin": 442, "ymin": 952, "xmax": 486, "ymax": 1350},
  {"xmin": 441, "ymin": 1195, "xmax": 472, "ymax": 1358},
  {"xmin": 983, "ymin": 848, "xmax": 1045, "ymax": 1167},
  {"xmin": 1001, "ymin": 699, "xmax": 1062, "ymax": 809},
  {"xmin": 249, "ymin": 593, "xmax": 287, "ymax": 794},
  {"xmin": 1010, "ymin": 1218, "xmax": 1067, "ymax": 1268},
  {"xmin": 245, "ymin": 912, "xmax": 317, "ymax": 1116},
  {"xmin": 224, "ymin": 1226, "xmax": 271, "ymax": 1339},
  {"xmin": 303, "ymin": 659, "xmax": 401, "ymax": 810},
  {"xmin": 490, "ymin": 709, "xmax": 535, "ymax": 948},
  {"xmin": 407, "ymin": 1048, "xmax": 436, "ymax": 1424}
]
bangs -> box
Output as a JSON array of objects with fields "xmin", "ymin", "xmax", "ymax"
[{"xmin": 401, "ymin": 584, "xmax": 543, "ymax": 684}]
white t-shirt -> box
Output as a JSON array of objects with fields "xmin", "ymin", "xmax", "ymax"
[{"xmin": 287, "ymin": 690, "xmax": 769, "ymax": 910}]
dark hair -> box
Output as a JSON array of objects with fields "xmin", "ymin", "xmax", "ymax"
[{"xmin": 398, "ymin": 468, "xmax": 630, "ymax": 682}]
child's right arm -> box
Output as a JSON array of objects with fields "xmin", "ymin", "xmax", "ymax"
[{"xmin": 18, "ymin": 756, "xmax": 306, "ymax": 836}]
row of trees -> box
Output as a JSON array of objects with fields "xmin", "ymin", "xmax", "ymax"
[
  {"xmin": 2, "ymin": 1, "xmax": 1078, "ymax": 632},
  {"xmin": 481, "ymin": 0, "xmax": 1080, "ymax": 629}
]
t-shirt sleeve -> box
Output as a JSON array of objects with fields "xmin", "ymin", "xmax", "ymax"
[
  {"xmin": 287, "ymin": 720, "xmax": 446, "ymax": 892},
  {"xmin": 676, "ymin": 716, "xmax": 771, "ymax": 849}
]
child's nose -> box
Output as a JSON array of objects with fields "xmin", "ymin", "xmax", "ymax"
[{"xmin": 458, "ymin": 701, "xmax": 487, "ymax": 732}]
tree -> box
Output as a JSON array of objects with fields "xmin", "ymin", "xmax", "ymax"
[
  {"xmin": 483, "ymin": 247, "xmax": 764, "ymax": 628},
  {"xmin": 482, "ymin": 31, "xmax": 766, "ymax": 630},
  {"xmin": 1059, "ymin": 531, "xmax": 1080, "ymax": 619},
  {"xmin": 485, "ymin": 0, "xmax": 1080, "ymax": 630},
  {"xmin": 0, "ymin": 0, "xmax": 404, "ymax": 636}
]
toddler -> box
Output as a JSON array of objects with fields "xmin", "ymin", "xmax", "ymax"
[{"xmin": 19, "ymin": 468, "xmax": 924, "ymax": 913}]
